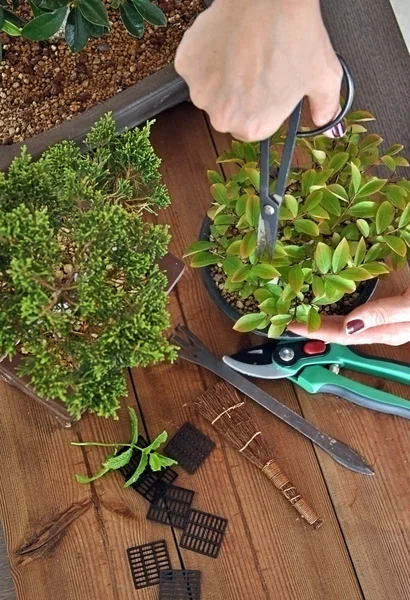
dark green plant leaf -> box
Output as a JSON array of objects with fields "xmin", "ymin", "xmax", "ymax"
[
  {"xmin": 38, "ymin": 0, "xmax": 69, "ymax": 9},
  {"xmin": 207, "ymin": 170, "xmax": 224, "ymax": 184},
  {"xmin": 251, "ymin": 264, "xmax": 280, "ymax": 280},
  {"xmin": 347, "ymin": 201, "xmax": 377, "ymax": 218},
  {"xmin": 65, "ymin": 7, "xmax": 89, "ymax": 51},
  {"xmin": 356, "ymin": 178, "xmax": 387, "ymax": 199},
  {"xmin": 328, "ymin": 152, "xmax": 349, "ymax": 173},
  {"xmin": 3, "ymin": 16, "xmax": 22, "ymax": 35},
  {"xmin": 234, "ymin": 312, "xmax": 266, "ymax": 332},
  {"xmin": 364, "ymin": 243, "xmax": 390, "ymax": 263},
  {"xmin": 382, "ymin": 185, "xmax": 407, "ymax": 210},
  {"xmin": 307, "ymin": 307, "xmax": 321, "ymax": 332},
  {"xmin": 231, "ymin": 265, "xmax": 251, "ymax": 283},
  {"xmin": 3, "ymin": 8, "xmax": 25, "ymax": 26},
  {"xmin": 0, "ymin": 6, "xmax": 4, "ymax": 28},
  {"xmin": 240, "ymin": 230, "xmax": 257, "ymax": 259},
  {"xmin": 327, "ymin": 184, "xmax": 348, "ymax": 201},
  {"xmin": 312, "ymin": 275, "xmax": 324, "ymax": 297},
  {"xmin": 304, "ymin": 190, "xmax": 323, "ymax": 212},
  {"xmin": 245, "ymin": 194, "xmax": 259, "ymax": 227},
  {"xmin": 222, "ymin": 256, "xmax": 242, "ymax": 278},
  {"xmin": 210, "ymin": 183, "xmax": 228, "ymax": 205},
  {"xmin": 350, "ymin": 162, "xmax": 361, "ymax": 195},
  {"xmin": 332, "ymin": 238, "xmax": 350, "ymax": 272},
  {"xmin": 183, "ymin": 240, "xmax": 215, "ymax": 257},
  {"xmin": 79, "ymin": 0, "xmax": 109, "ymax": 27},
  {"xmin": 314, "ymin": 242, "xmax": 332, "ymax": 274},
  {"xmin": 294, "ymin": 219, "xmax": 319, "ymax": 237},
  {"xmin": 301, "ymin": 169, "xmax": 316, "ymax": 195},
  {"xmin": 320, "ymin": 189, "xmax": 341, "ymax": 216},
  {"xmin": 120, "ymin": 1, "xmax": 144, "ymax": 37},
  {"xmin": 399, "ymin": 203, "xmax": 410, "ymax": 229},
  {"xmin": 22, "ymin": 6, "xmax": 66, "ymax": 40},
  {"xmin": 309, "ymin": 205, "xmax": 329, "ymax": 220},
  {"xmin": 124, "ymin": 453, "xmax": 148, "ymax": 487},
  {"xmin": 190, "ymin": 251, "xmax": 218, "ymax": 268},
  {"xmin": 104, "ymin": 447, "xmax": 133, "ymax": 469},
  {"xmin": 254, "ymin": 288, "xmax": 272, "ymax": 303},
  {"xmin": 376, "ymin": 200, "xmax": 395, "ymax": 234},
  {"xmin": 288, "ymin": 265, "xmax": 304, "ymax": 294},
  {"xmin": 226, "ymin": 239, "xmax": 241, "ymax": 255},
  {"xmin": 132, "ymin": 0, "xmax": 166, "ymax": 25},
  {"xmin": 400, "ymin": 230, "xmax": 410, "ymax": 248},
  {"xmin": 244, "ymin": 168, "xmax": 260, "ymax": 191},
  {"xmin": 383, "ymin": 235, "xmax": 407, "ymax": 257},
  {"xmin": 235, "ymin": 195, "xmax": 248, "ymax": 216}
]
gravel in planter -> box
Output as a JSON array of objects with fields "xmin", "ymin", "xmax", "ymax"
[{"xmin": 0, "ymin": 0, "xmax": 203, "ymax": 145}]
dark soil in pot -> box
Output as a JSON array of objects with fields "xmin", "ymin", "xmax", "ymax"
[
  {"xmin": 0, "ymin": 0, "xmax": 203, "ymax": 145},
  {"xmin": 199, "ymin": 216, "xmax": 378, "ymax": 339}
]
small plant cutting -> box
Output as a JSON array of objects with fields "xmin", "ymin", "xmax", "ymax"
[
  {"xmin": 0, "ymin": 0, "xmax": 166, "ymax": 55},
  {"xmin": 185, "ymin": 110, "xmax": 410, "ymax": 338},
  {"xmin": 72, "ymin": 407, "xmax": 177, "ymax": 485},
  {"xmin": 0, "ymin": 113, "xmax": 176, "ymax": 419}
]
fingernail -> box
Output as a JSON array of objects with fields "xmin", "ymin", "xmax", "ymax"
[
  {"xmin": 324, "ymin": 121, "xmax": 346, "ymax": 139},
  {"xmin": 346, "ymin": 319, "xmax": 365, "ymax": 335}
]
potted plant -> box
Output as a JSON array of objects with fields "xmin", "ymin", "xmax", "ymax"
[
  {"xmin": 0, "ymin": 113, "xmax": 176, "ymax": 423},
  {"xmin": 185, "ymin": 110, "xmax": 410, "ymax": 338},
  {"xmin": 0, "ymin": 0, "xmax": 210, "ymax": 170}
]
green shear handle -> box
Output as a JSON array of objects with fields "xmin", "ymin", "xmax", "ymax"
[{"xmin": 291, "ymin": 346, "xmax": 410, "ymax": 419}]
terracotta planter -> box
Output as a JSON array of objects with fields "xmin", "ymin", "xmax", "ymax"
[
  {"xmin": 198, "ymin": 216, "xmax": 378, "ymax": 339},
  {"xmin": 0, "ymin": 0, "xmax": 212, "ymax": 172},
  {"xmin": 0, "ymin": 253, "xmax": 184, "ymax": 427}
]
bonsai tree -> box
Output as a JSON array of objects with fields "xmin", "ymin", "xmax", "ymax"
[
  {"xmin": 185, "ymin": 110, "xmax": 410, "ymax": 338},
  {"xmin": 0, "ymin": 113, "xmax": 176, "ymax": 419},
  {"xmin": 0, "ymin": 0, "xmax": 166, "ymax": 56}
]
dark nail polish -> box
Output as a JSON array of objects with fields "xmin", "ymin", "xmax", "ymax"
[
  {"xmin": 346, "ymin": 319, "xmax": 365, "ymax": 335},
  {"xmin": 332, "ymin": 122, "xmax": 346, "ymax": 138}
]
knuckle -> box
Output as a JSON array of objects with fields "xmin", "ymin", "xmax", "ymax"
[{"xmin": 370, "ymin": 306, "xmax": 389, "ymax": 327}]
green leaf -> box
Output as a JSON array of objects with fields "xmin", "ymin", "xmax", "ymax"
[
  {"xmin": 245, "ymin": 194, "xmax": 260, "ymax": 227},
  {"xmin": 226, "ymin": 239, "xmax": 241, "ymax": 255},
  {"xmin": 399, "ymin": 203, "xmax": 410, "ymax": 229},
  {"xmin": 309, "ymin": 205, "xmax": 329, "ymax": 220},
  {"xmin": 312, "ymin": 275, "xmax": 324, "ymax": 297},
  {"xmin": 84, "ymin": 19, "xmax": 107, "ymax": 37},
  {"xmin": 376, "ymin": 200, "xmax": 395, "ymax": 234},
  {"xmin": 270, "ymin": 314, "xmax": 292, "ymax": 327},
  {"xmin": 364, "ymin": 243, "xmax": 390, "ymax": 263},
  {"xmin": 142, "ymin": 431, "xmax": 168, "ymax": 454},
  {"xmin": 120, "ymin": 1, "xmax": 144, "ymax": 37},
  {"xmin": 124, "ymin": 453, "xmax": 148, "ymax": 487},
  {"xmin": 210, "ymin": 183, "xmax": 228, "ymax": 205},
  {"xmin": 79, "ymin": 0, "xmax": 109, "ymax": 27},
  {"xmin": 190, "ymin": 251, "xmax": 218, "ymax": 268},
  {"xmin": 240, "ymin": 230, "xmax": 257, "ymax": 259},
  {"xmin": 327, "ymin": 184, "xmax": 348, "ymax": 201},
  {"xmin": 294, "ymin": 219, "xmax": 319, "ymax": 237},
  {"xmin": 233, "ymin": 313, "xmax": 266, "ymax": 332},
  {"xmin": 332, "ymin": 238, "xmax": 350, "ymax": 272},
  {"xmin": 251, "ymin": 264, "xmax": 280, "ymax": 280},
  {"xmin": 394, "ymin": 156, "xmax": 409, "ymax": 167},
  {"xmin": 231, "ymin": 265, "xmax": 251, "ymax": 283},
  {"xmin": 253, "ymin": 288, "xmax": 272, "ymax": 303},
  {"xmin": 307, "ymin": 307, "xmax": 321, "ymax": 332},
  {"xmin": 133, "ymin": 0, "xmax": 166, "ymax": 25},
  {"xmin": 258, "ymin": 298, "xmax": 277, "ymax": 314},
  {"xmin": 183, "ymin": 240, "xmax": 214, "ymax": 257},
  {"xmin": 386, "ymin": 144, "xmax": 404, "ymax": 156},
  {"xmin": 321, "ymin": 189, "xmax": 341, "ymax": 216},
  {"xmin": 235, "ymin": 195, "xmax": 248, "ymax": 216},
  {"xmin": 392, "ymin": 253, "xmax": 408, "ymax": 270},
  {"xmin": 104, "ymin": 447, "xmax": 133, "ymax": 470},
  {"xmin": 207, "ymin": 170, "xmax": 223, "ymax": 184},
  {"xmin": 304, "ymin": 190, "xmax": 323, "ymax": 212},
  {"xmin": 315, "ymin": 242, "xmax": 332, "ymax": 274},
  {"xmin": 341, "ymin": 267, "xmax": 374, "ymax": 281},
  {"xmin": 284, "ymin": 195, "xmax": 298, "ymax": 218},
  {"xmin": 288, "ymin": 265, "xmax": 304, "ymax": 294},
  {"xmin": 265, "ymin": 282, "xmax": 283, "ymax": 296},
  {"xmin": 2, "ymin": 16, "xmax": 22, "ymax": 36},
  {"xmin": 0, "ymin": 6, "xmax": 4, "ymax": 29},
  {"xmin": 348, "ymin": 201, "xmax": 378, "ymax": 218},
  {"xmin": 363, "ymin": 262, "xmax": 390, "ymax": 276},
  {"xmin": 312, "ymin": 149, "xmax": 326, "ymax": 165},
  {"xmin": 301, "ymin": 169, "xmax": 316, "ymax": 195},
  {"xmin": 400, "ymin": 229, "xmax": 410, "ymax": 247},
  {"xmin": 382, "ymin": 184, "xmax": 407, "ymax": 209},
  {"xmin": 22, "ymin": 6, "xmax": 66, "ymax": 39},
  {"xmin": 381, "ymin": 155, "xmax": 396, "ymax": 172},
  {"xmin": 360, "ymin": 134, "xmax": 383, "ymax": 150},
  {"xmin": 356, "ymin": 178, "xmax": 387, "ymax": 199},
  {"xmin": 129, "ymin": 407, "xmax": 138, "ymax": 445},
  {"xmin": 356, "ymin": 219, "xmax": 370, "ymax": 237},
  {"xmin": 76, "ymin": 464, "xmax": 110, "ymax": 484},
  {"xmin": 354, "ymin": 237, "xmax": 367, "ymax": 266},
  {"xmin": 325, "ymin": 275, "xmax": 356, "ymax": 293},
  {"xmin": 65, "ymin": 7, "xmax": 89, "ymax": 51},
  {"xmin": 383, "ymin": 235, "xmax": 407, "ymax": 257},
  {"xmin": 245, "ymin": 168, "xmax": 260, "ymax": 191},
  {"xmin": 149, "ymin": 453, "xmax": 177, "ymax": 471},
  {"xmin": 328, "ymin": 152, "xmax": 349, "ymax": 173},
  {"xmin": 267, "ymin": 323, "xmax": 286, "ymax": 338},
  {"xmin": 350, "ymin": 162, "xmax": 362, "ymax": 195},
  {"xmin": 347, "ymin": 110, "xmax": 375, "ymax": 122}
]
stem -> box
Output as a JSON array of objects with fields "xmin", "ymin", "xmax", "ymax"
[{"xmin": 71, "ymin": 442, "xmax": 132, "ymax": 448}]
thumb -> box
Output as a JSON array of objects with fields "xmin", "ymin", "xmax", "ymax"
[
  {"xmin": 307, "ymin": 57, "xmax": 344, "ymax": 138},
  {"xmin": 344, "ymin": 290, "xmax": 410, "ymax": 336}
]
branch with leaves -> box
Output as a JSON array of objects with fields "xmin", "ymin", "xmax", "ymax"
[
  {"xmin": 72, "ymin": 408, "xmax": 177, "ymax": 486},
  {"xmin": 185, "ymin": 109, "xmax": 410, "ymax": 337}
]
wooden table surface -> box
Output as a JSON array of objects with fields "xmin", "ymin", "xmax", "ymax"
[{"xmin": 1, "ymin": 2, "xmax": 410, "ymax": 599}]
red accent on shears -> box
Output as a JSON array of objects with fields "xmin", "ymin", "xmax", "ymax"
[{"xmin": 303, "ymin": 341, "xmax": 327, "ymax": 356}]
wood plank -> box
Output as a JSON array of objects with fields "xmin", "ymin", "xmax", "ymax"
[
  {"xmin": 131, "ymin": 102, "xmax": 364, "ymax": 600},
  {"xmin": 0, "ymin": 372, "xmax": 179, "ymax": 600},
  {"xmin": 0, "ymin": 520, "xmax": 15, "ymax": 600}
]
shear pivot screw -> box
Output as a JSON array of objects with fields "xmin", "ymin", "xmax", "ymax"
[
  {"xmin": 264, "ymin": 205, "xmax": 275, "ymax": 215},
  {"xmin": 279, "ymin": 347, "xmax": 295, "ymax": 362},
  {"xmin": 330, "ymin": 364, "xmax": 340, "ymax": 374}
]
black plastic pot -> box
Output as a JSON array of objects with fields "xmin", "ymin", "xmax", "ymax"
[{"xmin": 199, "ymin": 216, "xmax": 378, "ymax": 339}]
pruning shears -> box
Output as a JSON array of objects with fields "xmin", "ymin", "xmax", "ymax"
[
  {"xmin": 223, "ymin": 339, "xmax": 410, "ymax": 420},
  {"xmin": 257, "ymin": 55, "xmax": 355, "ymax": 260}
]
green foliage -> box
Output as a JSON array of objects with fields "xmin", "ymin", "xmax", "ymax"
[
  {"xmin": 72, "ymin": 407, "xmax": 177, "ymax": 485},
  {"xmin": 186, "ymin": 110, "xmax": 410, "ymax": 337},
  {"xmin": 0, "ymin": 113, "xmax": 176, "ymax": 418},
  {"xmin": 0, "ymin": 0, "xmax": 166, "ymax": 59}
]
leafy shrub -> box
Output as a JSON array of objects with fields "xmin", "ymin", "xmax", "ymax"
[
  {"xmin": 0, "ymin": 0, "xmax": 166, "ymax": 56},
  {"xmin": 185, "ymin": 110, "xmax": 410, "ymax": 338},
  {"xmin": 0, "ymin": 113, "xmax": 176, "ymax": 418}
]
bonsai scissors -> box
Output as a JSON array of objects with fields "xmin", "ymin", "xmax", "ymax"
[
  {"xmin": 257, "ymin": 55, "xmax": 355, "ymax": 260},
  {"xmin": 223, "ymin": 339, "xmax": 410, "ymax": 420}
]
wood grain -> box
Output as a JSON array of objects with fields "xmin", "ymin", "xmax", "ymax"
[
  {"xmin": 0, "ymin": 520, "xmax": 15, "ymax": 600},
  {"xmin": 131, "ymin": 102, "xmax": 364, "ymax": 600}
]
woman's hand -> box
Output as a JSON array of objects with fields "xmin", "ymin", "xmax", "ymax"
[
  {"xmin": 288, "ymin": 289, "xmax": 410, "ymax": 346},
  {"xmin": 175, "ymin": 0, "xmax": 344, "ymax": 141}
]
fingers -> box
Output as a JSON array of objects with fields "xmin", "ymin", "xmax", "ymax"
[
  {"xmin": 343, "ymin": 292, "xmax": 410, "ymax": 336},
  {"xmin": 307, "ymin": 54, "xmax": 344, "ymax": 138}
]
